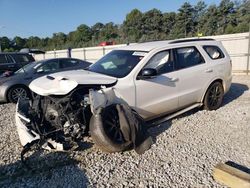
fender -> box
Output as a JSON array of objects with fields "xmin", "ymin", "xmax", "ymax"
[{"xmin": 200, "ymin": 76, "xmax": 224, "ymax": 103}]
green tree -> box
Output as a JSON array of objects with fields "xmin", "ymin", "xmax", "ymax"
[
  {"xmin": 91, "ymin": 22, "xmax": 104, "ymax": 44},
  {"xmin": 122, "ymin": 9, "xmax": 143, "ymax": 42},
  {"xmin": 234, "ymin": 0, "xmax": 250, "ymax": 33},
  {"xmin": 200, "ymin": 5, "xmax": 219, "ymax": 35},
  {"xmin": 217, "ymin": 0, "xmax": 236, "ymax": 34},
  {"xmin": 25, "ymin": 36, "xmax": 42, "ymax": 49},
  {"xmin": 0, "ymin": 37, "xmax": 11, "ymax": 51},
  {"xmin": 1, "ymin": 1, "xmax": 249, "ymax": 51},
  {"xmin": 161, "ymin": 12, "xmax": 176, "ymax": 39},
  {"xmin": 194, "ymin": 1, "xmax": 207, "ymax": 35},
  {"xmin": 74, "ymin": 24, "xmax": 92, "ymax": 47},
  {"xmin": 172, "ymin": 2, "xmax": 195, "ymax": 38},
  {"xmin": 13, "ymin": 36, "xmax": 26, "ymax": 50},
  {"xmin": 51, "ymin": 32, "xmax": 66, "ymax": 49},
  {"xmin": 140, "ymin": 9, "xmax": 163, "ymax": 41}
]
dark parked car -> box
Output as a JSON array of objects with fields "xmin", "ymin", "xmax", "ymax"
[
  {"xmin": 0, "ymin": 58, "xmax": 91, "ymax": 103},
  {"xmin": 0, "ymin": 52, "xmax": 35, "ymax": 73}
]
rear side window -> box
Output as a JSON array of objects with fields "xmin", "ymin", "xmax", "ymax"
[
  {"xmin": 36, "ymin": 59, "xmax": 59, "ymax": 73},
  {"xmin": 203, "ymin": 46, "xmax": 225, "ymax": 60},
  {"xmin": 0, "ymin": 54, "xmax": 7, "ymax": 64},
  {"xmin": 60, "ymin": 59, "xmax": 79, "ymax": 68},
  {"xmin": 12, "ymin": 54, "xmax": 34, "ymax": 63},
  {"xmin": 175, "ymin": 47, "xmax": 205, "ymax": 69},
  {"xmin": 6, "ymin": 55, "xmax": 15, "ymax": 63}
]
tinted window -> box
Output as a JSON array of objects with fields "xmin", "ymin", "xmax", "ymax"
[
  {"xmin": 0, "ymin": 54, "xmax": 7, "ymax": 64},
  {"xmin": 203, "ymin": 45, "xmax": 225, "ymax": 60},
  {"xmin": 6, "ymin": 55, "xmax": 15, "ymax": 63},
  {"xmin": 145, "ymin": 50, "xmax": 174, "ymax": 74},
  {"xmin": 60, "ymin": 59, "xmax": 79, "ymax": 68},
  {"xmin": 12, "ymin": 54, "xmax": 34, "ymax": 63},
  {"xmin": 176, "ymin": 47, "xmax": 205, "ymax": 69},
  {"xmin": 36, "ymin": 59, "xmax": 59, "ymax": 73},
  {"xmin": 89, "ymin": 50, "xmax": 146, "ymax": 78}
]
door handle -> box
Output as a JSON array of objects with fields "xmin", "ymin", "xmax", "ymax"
[
  {"xmin": 170, "ymin": 77, "xmax": 179, "ymax": 82},
  {"xmin": 205, "ymin": 69, "xmax": 213, "ymax": 73}
]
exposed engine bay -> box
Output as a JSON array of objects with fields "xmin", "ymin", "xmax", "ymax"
[
  {"xmin": 16, "ymin": 86, "xmax": 153, "ymax": 165},
  {"xmin": 22, "ymin": 87, "xmax": 93, "ymax": 147}
]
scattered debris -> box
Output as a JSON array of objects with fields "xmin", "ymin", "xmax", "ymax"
[{"xmin": 16, "ymin": 88, "xmax": 153, "ymax": 166}]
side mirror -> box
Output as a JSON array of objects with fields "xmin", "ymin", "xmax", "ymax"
[{"xmin": 138, "ymin": 68, "xmax": 157, "ymax": 80}]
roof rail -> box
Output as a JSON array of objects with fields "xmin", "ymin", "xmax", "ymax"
[{"xmin": 169, "ymin": 38, "xmax": 214, "ymax": 44}]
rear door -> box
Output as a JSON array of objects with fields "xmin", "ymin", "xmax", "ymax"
[{"xmin": 174, "ymin": 46, "xmax": 209, "ymax": 108}]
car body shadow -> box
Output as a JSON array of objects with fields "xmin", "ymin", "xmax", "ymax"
[
  {"xmin": 222, "ymin": 83, "xmax": 249, "ymax": 106},
  {"xmin": 148, "ymin": 82, "xmax": 248, "ymax": 144},
  {"xmin": 0, "ymin": 151, "xmax": 89, "ymax": 187},
  {"xmin": 147, "ymin": 108, "xmax": 200, "ymax": 143}
]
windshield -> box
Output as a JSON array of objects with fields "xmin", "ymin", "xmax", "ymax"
[
  {"xmin": 15, "ymin": 61, "xmax": 43, "ymax": 74},
  {"xmin": 88, "ymin": 50, "xmax": 147, "ymax": 78}
]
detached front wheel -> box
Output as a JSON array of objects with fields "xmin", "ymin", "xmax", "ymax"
[
  {"xmin": 89, "ymin": 105, "xmax": 131, "ymax": 153},
  {"xmin": 203, "ymin": 82, "xmax": 224, "ymax": 110}
]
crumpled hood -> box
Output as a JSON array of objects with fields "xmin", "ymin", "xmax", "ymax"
[{"xmin": 29, "ymin": 70, "xmax": 117, "ymax": 96}]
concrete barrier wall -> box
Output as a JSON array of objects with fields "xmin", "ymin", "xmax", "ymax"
[{"xmin": 34, "ymin": 32, "xmax": 250, "ymax": 74}]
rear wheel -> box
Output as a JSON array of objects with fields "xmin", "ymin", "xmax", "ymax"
[
  {"xmin": 89, "ymin": 105, "xmax": 131, "ymax": 153},
  {"xmin": 203, "ymin": 82, "xmax": 224, "ymax": 110},
  {"xmin": 7, "ymin": 86, "xmax": 30, "ymax": 103}
]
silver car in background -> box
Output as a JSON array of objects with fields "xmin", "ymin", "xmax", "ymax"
[{"xmin": 0, "ymin": 58, "xmax": 91, "ymax": 103}]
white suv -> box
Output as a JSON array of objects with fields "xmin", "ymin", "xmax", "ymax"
[{"xmin": 16, "ymin": 39, "xmax": 232, "ymax": 153}]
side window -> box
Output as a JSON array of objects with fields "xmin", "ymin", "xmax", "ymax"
[
  {"xmin": 175, "ymin": 47, "xmax": 205, "ymax": 69},
  {"xmin": 6, "ymin": 55, "xmax": 15, "ymax": 63},
  {"xmin": 0, "ymin": 55, "xmax": 7, "ymax": 64},
  {"xmin": 60, "ymin": 59, "xmax": 79, "ymax": 68},
  {"xmin": 145, "ymin": 50, "xmax": 174, "ymax": 74},
  {"xmin": 203, "ymin": 45, "xmax": 225, "ymax": 60},
  {"xmin": 12, "ymin": 54, "xmax": 30, "ymax": 63},
  {"xmin": 36, "ymin": 60, "xmax": 59, "ymax": 73}
]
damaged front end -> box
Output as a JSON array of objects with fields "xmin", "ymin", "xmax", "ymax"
[
  {"xmin": 16, "ymin": 86, "xmax": 99, "ymax": 151},
  {"xmin": 16, "ymin": 85, "xmax": 153, "ymax": 165},
  {"xmin": 15, "ymin": 84, "xmax": 110, "ymax": 150}
]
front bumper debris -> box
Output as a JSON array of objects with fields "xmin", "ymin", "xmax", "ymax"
[
  {"xmin": 16, "ymin": 99, "xmax": 64, "ymax": 150},
  {"xmin": 15, "ymin": 88, "xmax": 153, "ymax": 167}
]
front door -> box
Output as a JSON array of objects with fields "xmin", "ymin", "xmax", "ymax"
[{"xmin": 134, "ymin": 49, "xmax": 179, "ymax": 120}]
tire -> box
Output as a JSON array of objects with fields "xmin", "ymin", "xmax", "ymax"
[
  {"xmin": 203, "ymin": 82, "xmax": 224, "ymax": 110},
  {"xmin": 89, "ymin": 105, "xmax": 131, "ymax": 153},
  {"xmin": 7, "ymin": 85, "xmax": 30, "ymax": 103}
]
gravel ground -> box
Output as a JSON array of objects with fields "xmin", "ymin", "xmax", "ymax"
[{"xmin": 0, "ymin": 76, "xmax": 249, "ymax": 187}]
